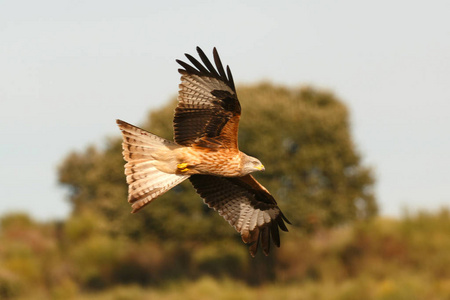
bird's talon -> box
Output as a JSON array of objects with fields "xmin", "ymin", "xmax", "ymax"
[{"xmin": 177, "ymin": 163, "xmax": 189, "ymax": 172}]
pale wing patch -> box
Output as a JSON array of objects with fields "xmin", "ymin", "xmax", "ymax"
[
  {"xmin": 181, "ymin": 74, "xmax": 234, "ymax": 97},
  {"xmin": 178, "ymin": 75, "xmax": 235, "ymax": 109},
  {"xmin": 189, "ymin": 174, "xmax": 288, "ymax": 256}
]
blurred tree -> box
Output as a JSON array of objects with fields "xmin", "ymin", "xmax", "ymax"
[
  {"xmin": 58, "ymin": 83, "xmax": 376, "ymax": 243},
  {"xmin": 233, "ymin": 83, "xmax": 377, "ymax": 231}
]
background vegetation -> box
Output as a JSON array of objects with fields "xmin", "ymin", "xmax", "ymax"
[{"xmin": 1, "ymin": 83, "xmax": 449, "ymax": 299}]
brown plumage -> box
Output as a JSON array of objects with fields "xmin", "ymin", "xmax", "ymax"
[{"xmin": 117, "ymin": 47, "xmax": 290, "ymax": 256}]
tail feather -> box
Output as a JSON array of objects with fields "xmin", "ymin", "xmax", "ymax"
[
  {"xmin": 129, "ymin": 167, "xmax": 179, "ymax": 196},
  {"xmin": 118, "ymin": 120, "xmax": 174, "ymax": 148},
  {"xmin": 124, "ymin": 144, "xmax": 156, "ymax": 154},
  {"xmin": 124, "ymin": 161, "xmax": 154, "ymax": 176},
  {"xmin": 129, "ymin": 172, "xmax": 188, "ymax": 213},
  {"xmin": 125, "ymin": 166, "xmax": 161, "ymax": 183},
  {"xmin": 123, "ymin": 151, "xmax": 154, "ymax": 160},
  {"xmin": 117, "ymin": 119, "xmax": 189, "ymax": 213},
  {"xmin": 122, "ymin": 135, "xmax": 157, "ymax": 148}
]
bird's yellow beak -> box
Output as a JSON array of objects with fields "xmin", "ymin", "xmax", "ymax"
[{"xmin": 256, "ymin": 164, "xmax": 265, "ymax": 171}]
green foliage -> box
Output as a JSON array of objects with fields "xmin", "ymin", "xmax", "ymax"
[
  {"xmin": 68, "ymin": 272, "xmax": 450, "ymax": 300},
  {"xmin": 3, "ymin": 83, "xmax": 450, "ymax": 299},
  {"xmin": 234, "ymin": 83, "xmax": 377, "ymax": 229},
  {"xmin": 0, "ymin": 213, "xmax": 34, "ymax": 230},
  {"xmin": 0, "ymin": 269, "xmax": 22, "ymax": 299},
  {"xmin": 53, "ymin": 82, "xmax": 379, "ymax": 289},
  {"xmin": 58, "ymin": 83, "xmax": 376, "ymax": 247},
  {"xmin": 1, "ymin": 209, "xmax": 450, "ymax": 298},
  {"xmin": 144, "ymin": 83, "xmax": 377, "ymax": 231},
  {"xmin": 191, "ymin": 240, "xmax": 249, "ymax": 278},
  {"xmin": 0, "ymin": 213, "xmax": 64, "ymax": 298},
  {"xmin": 59, "ymin": 142, "xmax": 129, "ymax": 237}
]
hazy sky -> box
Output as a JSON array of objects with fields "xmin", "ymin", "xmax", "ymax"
[{"xmin": 1, "ymin": 0, "xmax": 449, "ymax": 221}]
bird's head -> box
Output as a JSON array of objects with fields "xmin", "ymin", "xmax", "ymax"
[{"xmin": 241, "ymin": 154, "xmax": 265, "ymax": 175}]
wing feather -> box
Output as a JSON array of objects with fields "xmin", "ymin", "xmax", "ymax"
[
  {"xmin": 185, "ymin": 53, "xmax": 211, "ymax": 75},
  {"xmin": 197, "ymin": 47, "xmax": 221, "ymax": 78},
  {"xmin": 174, "ymin": 47, "xmax": 241, "ymax": 149},
  {"xmin": 189, "ymin": 174, "xmax": 290, "ymax": 257},
  {"xmin": 213, "ymin": 48, "xmax": 228, "ymax": 81}
]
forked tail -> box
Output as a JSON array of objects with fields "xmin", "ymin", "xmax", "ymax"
[{"xmin": 116, "ymin": 119, "xmax": 189, "ymax": 213}]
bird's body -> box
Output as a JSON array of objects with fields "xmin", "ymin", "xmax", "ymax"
[
  {"xmin": 175, "ymin": 147, "xmax": 245, "ymax": 176},
  {"xmin": 117, "ymin": 47, "xmax": 290, "ymax": 256}
]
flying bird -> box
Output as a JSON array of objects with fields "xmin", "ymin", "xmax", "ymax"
[{"xmin": 116, "ymin": 47, "xmax": 290, "ymax": 256}]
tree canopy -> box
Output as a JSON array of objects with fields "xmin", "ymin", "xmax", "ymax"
[
  {"xmin": 8, "ymin": 83, "xmax": 450, "ymax": 299},
  {"xmin": 59, "ymin": 83, "xmax": 376, "ymax": 244}
]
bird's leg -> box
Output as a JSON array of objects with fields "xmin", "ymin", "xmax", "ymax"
[{"xmin": 177, "ymin": 163, "xmax": 190, "ymax": 172}]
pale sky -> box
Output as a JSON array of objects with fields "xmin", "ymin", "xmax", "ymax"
[{"xmin": 1, "ymin": 0, "xmax": 449, "ymax": 221}]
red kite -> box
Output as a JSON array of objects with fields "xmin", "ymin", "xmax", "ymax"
[{"xmin": 117, "ymin": 47, "xmax": 290, "ymax": 256}]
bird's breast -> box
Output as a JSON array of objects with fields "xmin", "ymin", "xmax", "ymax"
[{"xmin": 177, "ymin": 147, "xmax": 243, "ymax": 176}]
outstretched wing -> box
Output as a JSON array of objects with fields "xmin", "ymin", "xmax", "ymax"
[
  {"xmin": 174, "ymin": 47, "xmax": 241, "ymax": 150},
  {"xmin": 189, "ymin": 174, "xmax": 290, "ymax": 257}
]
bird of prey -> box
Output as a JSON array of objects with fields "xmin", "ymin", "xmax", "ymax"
[{"xmin": 116, "ymin": 47, "xmax": 290, "ymax": 256}]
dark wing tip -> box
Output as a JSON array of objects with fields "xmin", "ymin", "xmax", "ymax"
[
  {"xmin": 176, "ymin": 59, "xmax": 201, "ymax": 76},
  {"xmin": 247, "ymin": 212, "xmax": 289, "ymax": 257},
  {"xmin": 281, "ymin": 212, "xmax": 292, "ymax": 225},
  {"xmin": 212, "ymin": 47, "xmax": 227, "ymax": 79},
  {"xmin": 176, "ymin": 47, "xmax": 236, "ymax": 91},
  {"xmin": 226, "ymin": 65, "xmax": 236, "ymax": 91},
  {"xmin": 277, "ymin": 214, "xmax": 290, "ymax": 232},
  {"xmin": 271, "ymin": 221, "xmax": 281, "ymax": 247},
  {"xmin": 249, "ymin": 242, "xmax": 258, "ymax": 257},
  {"xmin": 261, "ymin": 226, "xmax": 271, "ymax": 256}
]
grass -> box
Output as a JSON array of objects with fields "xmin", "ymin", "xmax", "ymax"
[
  {"xmin": 20, "ymin": 274, "xmax": 447, "ymax": 300},
  {"xmin": 3, "ymin": 209, "xmax": 450, "ymax": 300}
]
